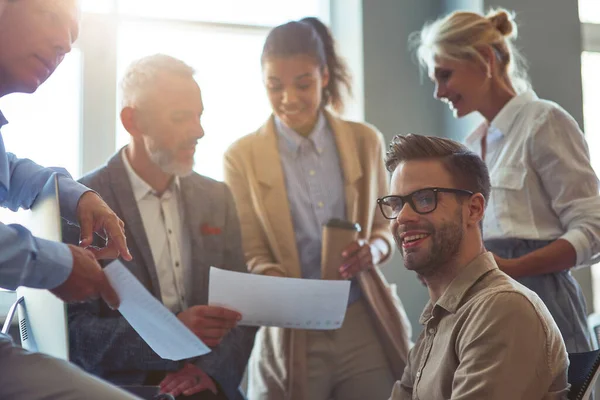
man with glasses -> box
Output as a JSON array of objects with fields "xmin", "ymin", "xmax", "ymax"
[{"xmin": 380, "ymin": 134, "xmax": 569, "ymax": 400}]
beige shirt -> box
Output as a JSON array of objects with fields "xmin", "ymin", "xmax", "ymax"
[
  {"xmin": 390, "ymin": 252, "xmax": 569, "ymax": 400},
  {"xmin": 465, "ymin": 90, "xmax": 600, "ymax": 267},
  {"xmin": 122, "ymin": 150, "xmax": 191, "ymax": 313}
]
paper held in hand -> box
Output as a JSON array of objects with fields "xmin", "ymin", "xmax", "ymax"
[
  {"xmin": 208, "ymin": 267, "xmax": 351, "ymax": 330},
  {"xmin": 104, "ymin": 260, "xmax": 211, "ymax": 360}
]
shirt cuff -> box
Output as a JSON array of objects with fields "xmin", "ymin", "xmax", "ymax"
[
  {"xmin": 559, "ymin": 229, "xmax": 591, "ymax": 267},
  {"xmin": 57, "ymin": 175, "xmax": 91, "ymax": 224},
  {"xmin": 29, "ymin": 238, "xmax": 73, "ymax": 289}
]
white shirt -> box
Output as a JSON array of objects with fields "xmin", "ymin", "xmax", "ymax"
[
  {"xmin": 465, "ymin": 91, "xmax": 600, "ymax": 267},
  {"xmin": 122, "ymin": 150, "xmax": 192, "ymax": 312}
]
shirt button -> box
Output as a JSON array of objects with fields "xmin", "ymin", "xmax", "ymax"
[
  {"xmin": 168, "ymin": 229, "xmax": 172, "ymax": 234},
  {"xmin": 416, "ymin": 371, "xmax": 421, "ymax": 378},
  {"xmin": 428, "ymin": 328, "xmax": 436, "ymax": 335},
  {"xmin": 175, "ymin": 262, "xmax": 180, "ymax": 268},
  {"xmin": 318, "ymin": 201, "xmax": 324, "ymax": 208},
  {"xmin": 309, "ymin": 170, "xmax": 316, "ymax": 176}
]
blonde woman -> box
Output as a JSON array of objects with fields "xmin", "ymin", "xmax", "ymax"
[
  {"xmin": 224, "ymin": 17, "xmax": 411, "ymax": 400},
  {"xmin": 413, "ymin": 8, "xmax": 600, "ymax": 352}
]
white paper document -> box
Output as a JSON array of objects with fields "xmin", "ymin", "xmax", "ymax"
[
  {"xmin": 104, "ymin": 260, "xmax": 211, "ymax": 360},
  {"xmin": 208, "ymin": 267, "xmax": 351, "ymax": 330}
]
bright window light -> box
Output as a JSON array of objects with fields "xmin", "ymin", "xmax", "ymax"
[
  {"xmin": 580, "ymin": 0, "xmax": 600, "ymax": 24},
  {"xmin": 116, "ymin": 22, "xmax": 272, "ymax": 181},
  {"xmin": 0, "ymin": 50, "xmax": 82, "ymax": 223}
]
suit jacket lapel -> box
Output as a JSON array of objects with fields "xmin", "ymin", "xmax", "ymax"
[
  {"xmin": 253, "ymin": 117, "xmax": 302, "ymax": 278},
  {"xmin": 179, "ymin": 177, "xmax": 208, "ymax": 305},
  {"xmin": 106, "ymin": 150, "xmax": 162, "ymax": 297},
  {"xmin": 326, "ymin": 111, "xmax": 363, "ymax": 223}
]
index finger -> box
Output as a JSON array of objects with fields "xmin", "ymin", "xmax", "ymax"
[
  {"xmin": 104, "ymin": 218, "xmax": 132, "ymax": 261},
  {"xmin": 78, "ymin": 215, "xmax": 94, "ymax": 248},
  {"xmin": 341, "ymin": 240, "xmax": 362, "ymax": 258},
  {"xmin": 88, "ymin": 245, "xmax": 120, "ymax": 260},
  {"xmin": 203, "ymin": 306, "xmax": 242, "ymax": 321}
]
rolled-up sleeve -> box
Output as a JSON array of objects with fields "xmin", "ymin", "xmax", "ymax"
[
  {"xmin": 530, "ymin": 109, "xmax": 600, "ymax": 267},
  {"xmin": 0, "ymin": 151, "xmax": 80, "ymax": 290},
  {"xmin": 0, "ymin": 223, "xmax": 72, "ymax": 290}
]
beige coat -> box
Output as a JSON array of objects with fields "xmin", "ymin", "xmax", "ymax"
[{"xmin": 224, "ymin": 111, "xmax": 412, "ymax": 400}]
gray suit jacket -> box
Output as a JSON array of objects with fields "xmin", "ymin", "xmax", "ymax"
[{"xmin": 62, "ymin": 151, "xmax": 256, "ymax": 400}]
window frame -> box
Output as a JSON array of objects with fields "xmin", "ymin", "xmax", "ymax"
[{"xmin": 78, "ymin": 2, "xmax": 331, "ymax": 177}]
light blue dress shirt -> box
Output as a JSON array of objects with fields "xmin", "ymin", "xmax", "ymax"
[
  {"xmin": 275, "ymin": 113, "xmax": 361, "ymax": 304},
  {"xmin": 0, "ymin": 110, "xmax": 88, "ymax": 290}
]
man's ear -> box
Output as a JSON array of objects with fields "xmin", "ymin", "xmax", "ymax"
[
  {"xmin": 120, "ymin": 107, "xmax": 142, "ymax": 139},
  {"xmin": 466, "ymin": 193, "xmax": 486, "ymax": 228}
]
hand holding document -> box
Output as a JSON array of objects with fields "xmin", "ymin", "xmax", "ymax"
[
  {"xmin": 104, "ymin": 260, "xmax": 211, "ymax": 360},
  {"xmin": 208, "ymin": 267, "xmax": 351, "ymax": 330}
]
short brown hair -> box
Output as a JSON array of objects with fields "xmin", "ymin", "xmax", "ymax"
[{"xmin": 385, "ymin": 134, "xmax": 491, "ymax": 205}]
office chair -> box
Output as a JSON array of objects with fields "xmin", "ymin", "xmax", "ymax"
[{"xmin": 568, "ymin": 350, "xmax": 600, "ymax": 400}]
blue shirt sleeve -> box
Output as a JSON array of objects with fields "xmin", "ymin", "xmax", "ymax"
[
  {"xmin": 0, "ymin": 224, "xmax": 72, "ymax": 290},
  {"xmin": 0, "ymin": 143, "xmax": 85, "ymax": 290},
  {"xmin": 4, "ymin": 153, "xmax": 88, "ymax": 223}
]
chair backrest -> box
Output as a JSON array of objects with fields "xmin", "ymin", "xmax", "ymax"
[{"xmin": 568, "ymin": 350, "xmax": 600, "ymax": 400}]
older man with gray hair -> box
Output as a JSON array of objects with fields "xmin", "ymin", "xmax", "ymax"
[{"xmin": 63, "ymin": 53, "xmax": 256, "ymax": 400}]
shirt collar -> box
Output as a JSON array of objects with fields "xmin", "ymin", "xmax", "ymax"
[
  {"xmin": 465, "ymin": 90, "xmax": 537, "ymax": 145},
  {"xmin": 490, "ymin": 90, "xmax": 537, "ymax": 137},
  {"xmin": 121, "ymin": 148, "xmax": 179, "ymax": 202},
  {"xmin": 274, "ymin": 112, "xmax": 328, "ymax": 155},
  {"xmin": 419, "ymin": 252, "xmax": 498, "ymax": 324}
]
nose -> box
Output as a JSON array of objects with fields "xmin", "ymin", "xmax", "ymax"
[
  {"xmin": 192, "ymin": 121, "xmax": 205, "ymax": 140},
  {"xmin": 51, "ymin": 22, "xmax": 73, "ymax": 58},
  {"xmin": 433, "ymin": 82, "xmax": 446, "ymax": 101},
  {"xmin": 396, "ymin": 201, "xmax": 420, "ymax": 225},
  {"xmin": 282, "ymin": 87, "xmax": 298, "ymax": 105}
]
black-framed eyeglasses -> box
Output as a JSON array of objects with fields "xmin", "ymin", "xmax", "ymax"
[{"xmin": 377, "ymin": 187, "xmax": 474, "ymax": 219}]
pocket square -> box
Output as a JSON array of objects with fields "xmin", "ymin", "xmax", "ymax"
[{"xmin": 200, "ymin": 223, "xmax": 222, "ymax": 236}]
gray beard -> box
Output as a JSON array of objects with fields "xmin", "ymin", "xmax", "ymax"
[{"xmin": 146, "ymin": 140, "xmax": 193, "ymax": 177}]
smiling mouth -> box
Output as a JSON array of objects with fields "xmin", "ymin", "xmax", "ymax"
[
  {"xmin": 35, "ymin": 56, "xmax": 54, "ymax": 74},
  {"xmin": 280, "ymin": 108, "xmax": 303, "ymax": 116},
  {"xmin": 402, "ymin": 233, "xmax": 431, "ymax": 249},
  {"xmin": 447, "ymin": 96, "xmax": 462, "ymax": 111}
]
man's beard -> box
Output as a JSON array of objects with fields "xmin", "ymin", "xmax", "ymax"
[
  {"xmin": 145, "ymin": 136, "xmax": 195, "ymax": 177},
  {"xmin": 396, "ymin": 208, "xmax": 464, "ymax": 276}
]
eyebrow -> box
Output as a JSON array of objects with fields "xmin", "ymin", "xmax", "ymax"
[
  {"xmin": 170, "ymin": 109, "xmax": 202, "ymax": 117},
  {"xmin": 266, "ymin": 72, "xmax": 314, "ymax": 82},
  {"xmin": 294, "ymin": 73, "xmax": 313, "ymax": 81}
]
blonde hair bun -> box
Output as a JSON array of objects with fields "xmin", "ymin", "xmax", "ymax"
[{"xmin": 486, "ymin": 9, "xmax": 516, "ymax": 38}]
